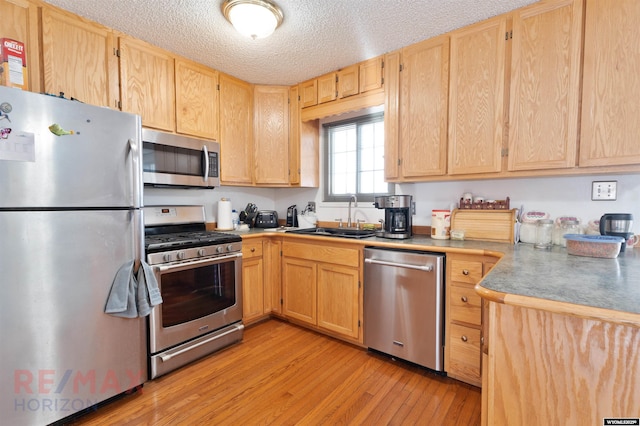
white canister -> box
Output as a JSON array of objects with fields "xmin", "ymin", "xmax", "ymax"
[{"xmin": 431, "ymin": 210, "xmax": 451, "ymax": 240}]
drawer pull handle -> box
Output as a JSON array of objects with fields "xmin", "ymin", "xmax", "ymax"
[
  {"xmin": 462, "ymin": 269, "xmax": 470, "ymax": 275},
  {"xmin": 251, "ymin": 248, "xmax": 256, "ymax": 252},
  {"xmin": 461, "ymin": 335, "xmax": 468, "ymax": 342},
  {"xmin": 461, "ymin": 296, "xmax": 468, "ymax": 303}
]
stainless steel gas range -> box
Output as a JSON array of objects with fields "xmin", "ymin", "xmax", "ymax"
[{"xmin": 144, "ymin": 205, "xmax": 244, "ymax": 379}]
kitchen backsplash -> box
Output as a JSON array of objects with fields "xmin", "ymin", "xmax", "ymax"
[{"xmin": 144, "ymin": 174, "xmax": 640, "ymax": 234}]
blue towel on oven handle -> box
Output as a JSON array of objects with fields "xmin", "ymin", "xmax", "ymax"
[{"xmin": 105, "ymin": 260, "xmax": 162, "ymax": 318}]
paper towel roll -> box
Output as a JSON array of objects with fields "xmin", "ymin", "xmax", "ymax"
[{"xmin": 217, "ymin": 198, "xmax": 233, "ymax": 230}]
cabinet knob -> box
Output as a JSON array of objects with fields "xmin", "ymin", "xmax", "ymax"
[
  {"xmin": 461, "ymin": 335, "xmax": 468, "ymax": 342},
  {"xmin": 462, "ymin": 269, "xmax": 470, "ymax": 275},
  {"xmin": 250, "ymin": 248, "xmax": 256, "ymax": 252},
  {"xmin": 461, "ymin": 296, "xmax": 468, "ymax": 303}
]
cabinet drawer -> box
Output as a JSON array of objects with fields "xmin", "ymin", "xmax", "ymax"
[
  {"xmin": 283, "ymin": 241, "xmax": 359, "ymax": 267},
  {"xmin": 450, "ymin": 259, "xmax": 483, "ymax": 283},
  {"xmin": 450, "ymin": 284, "xmax": 482, "ymax": 326},
  {"xmin": 448, "ymin": 323, "xmax": 481, "ymax": 383},
  {"xmin": 242, "ymin": 240, "xmax": 263, "ymax": 259}
]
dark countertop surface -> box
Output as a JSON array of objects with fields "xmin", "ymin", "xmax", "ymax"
[{"xmin": 235, "ymin": 228, "xmax": 640, "ymax": 317}]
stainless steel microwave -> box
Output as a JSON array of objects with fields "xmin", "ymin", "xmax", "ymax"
[{"xmin": 142, "ymin": 129, "xmax": 220, "ymax": 188}]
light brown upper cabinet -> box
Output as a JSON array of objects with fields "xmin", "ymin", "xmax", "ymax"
[
  {"xmin": 299, "ymin": 79, "xmax": 318, "ymax": 108},
  {"xmin": 119, "ymin": 36, "xmax": 175, "ymax": 132},
  {"xmin": 219, "ymin": 73, "xmax": 254, "ymax": 185},
  {"xmin": 507, "ymin": 0, "xmax": 583, "ymax": 171},
  {"xmin": 448, "ymin": 16, "xmax": 507, "ymax": 175},
  {"xmin": 386, "ymin": 36, "xmax": 450, "ymax": 181},
  {"xmin": 290, "ymin": 86, "xmax": 320, "ymax": 188},
  {"xmin": 337, "ymin": 64, "xmax": 359, "ymax": 98},
  {"xmin": 254, "ymin": 85, "xmax": 290, "ymax": 185},
  {"xmin": 579, "ymin": 0, "xmax": 640, "ymax": 167},
  {"xmin": 289, "ymin": 86, "xmax": 301, "ymax": 185},
  {"xmin": 401, "ymin": 35, "xmax": 450, "ymax": 179},
  {"xmin": 359, "ymin": 56, "xmax": 383, "ymax": 93},
  {"xmin": 317, "ymin": 72, "xmax": 337, "ymax": 104},
  {"xmin": 1, "ymin": 0, "xmax": 40, "ymax": 92},
  {"xmin": 175, "ymin": 58, "xmax": 219, "ymax": 140},
  {"xmin": 41, "ymin": 6, "xmax": 118, "ymax": 108}
]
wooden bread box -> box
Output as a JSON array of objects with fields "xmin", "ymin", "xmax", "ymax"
[{"xmin": 450, "ymin": 209, "xmax": 517, "ymax": 244}]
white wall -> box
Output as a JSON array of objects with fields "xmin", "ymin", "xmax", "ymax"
[{"xmin": 144, "ymin": 173, "xmax": 640, "ymax": 234}]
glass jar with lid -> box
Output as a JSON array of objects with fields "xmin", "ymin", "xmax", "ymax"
[
  {"xmin": 560, "ymin": 219, "xmax": 580, "ymax": 247},
  {"xmin": 534, "ymin": 219, "xmax": 554, "ymax": 249}
]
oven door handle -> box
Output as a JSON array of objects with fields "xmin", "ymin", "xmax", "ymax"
[{"xmin": 156, "ymin": 252, "xmax": 242, "ymax": 273}]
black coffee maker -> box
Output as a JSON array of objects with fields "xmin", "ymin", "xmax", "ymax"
[
  {"xmin": 286, "ymin": 205, "xmax": 298, "ymax": 227},
  {"xmin": 600, "ymin": 213, "xmax": 634, "ymax": 251},
  {"xmin": 373, "ymin": 195, "xmax": 413, "ymax": 239}
]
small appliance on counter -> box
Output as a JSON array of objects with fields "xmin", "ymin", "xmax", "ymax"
[
  {"xmin": 254, "ymin": 210, "xmax": 279, "ymax": 228},
  {"xmin": 373, "ymin": 195, "xmax": 413, "ymax": 239},
  {"xmin": 600, "ymin": 213, "xmax": 634, "ymax": 251},
  {"xmin": 286, "ymin": 204, "xmax": 298, "ymax": 227}
]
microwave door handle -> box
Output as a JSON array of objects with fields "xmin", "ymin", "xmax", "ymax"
[{"xmin": 202, "ymin": 145, "xmax": 209, "ymax": 181}]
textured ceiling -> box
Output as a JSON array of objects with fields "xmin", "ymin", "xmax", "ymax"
[{"xmin": 43, "ymin": 0, "xmax": 539, "ymax": 86}]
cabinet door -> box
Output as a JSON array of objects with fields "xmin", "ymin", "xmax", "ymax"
[
  {"xmin": 254, "ymin": 85, "xmax": 290, "ymax": 185},
  {"xmin": 384, "ymin": 50, "xmax": 401, "ymax": 180},
  {"xmin": 580, "ymin": 0, "xmax": 640, "ymax": 167},
  {"xmin": 359, "ymin": 56, "xmax": 383, "ymax": 93},
  {"xmin": 1, "ymin": 0, "xmax": 39, "ymax": 92},
  {"xmin": 288, "ymin": 86, "xmax": 301, "ymax": 185},
  {"xmin": 175, "ymin": 58, "xmax": 219, "ymax": 140},
  {"xmin": 317, "ymin": 72, "xmax": 337, "ymax": 104},
  {"xmin": 299, "ymin": 79, "xmax": 317, "ymax": 108},
  {"xmin": 219, "ymin": 73, "xmax": 253, "ymax": 184},
  {"xmin": 41, "ymin": 6, "xmax": 117, "ymax": 108},
  {"xmin": 317, "ymin": 264, "xmax": 360, "ymax": 339},
  {"xmin": 264, "ymin": 238, "xmax": 282, "ymax": 315},
  {"xmin": 282, "ymin": 257, "xmax": 317, "ymax": 325},
  {"xmin": 399, "ymin": 35, "xmax": 450, "ymax": 178},
  {"xmin": 119, "ymin": 36, "xmax": 175, "ymax": 131},
  {"xmin": 242, "ymin": 257, "xmax": 265, "ymax": 323},
  {"xmin": 448, "ymin": 16, "xmax": 507, "ymax": 175},
  {"xmin": 507, "ymin": 0, "xmax": 582, "ymax": 171},
  {"xmin": 337, "ymin": 64, "xmax": 359, "ymax": 98}
]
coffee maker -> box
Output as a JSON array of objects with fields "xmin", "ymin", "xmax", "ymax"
[
  {"xmin": 373, "ymin": 195, "xmax": 412, "ymax": 239},
  {"xmin": 600, "ymin": 213, "xmax": 634, "ymax": 251}
]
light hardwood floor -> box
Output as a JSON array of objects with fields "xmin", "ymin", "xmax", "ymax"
[{"xmin": 66, "ymin": 319, "xmax": 481, "ymax": 425}]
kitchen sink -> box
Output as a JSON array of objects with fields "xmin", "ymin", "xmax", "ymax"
[{"xmin": 287, "ymin": 227, "xmax": 376, "ymax": 239}]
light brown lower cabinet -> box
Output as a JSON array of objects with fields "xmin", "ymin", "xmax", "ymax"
[
  {"xmin": 445, "ymin": 253, "xmax": 496, "ymax": 387},
  {"xmin": 482, "ymin": 301, "xmax": 640, "ymax": 425},
  {"xmin": 282, "ymin": 240, "xmax": 361, "ymax": 343},
  {"xmin": 241, "ymin": 239, "xmax": 265, "ymax": 324}
]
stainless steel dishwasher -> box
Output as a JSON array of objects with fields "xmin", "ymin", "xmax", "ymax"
[{"xmin": 364, "ymin": 247, "xmax": 445, "ymax": 371}]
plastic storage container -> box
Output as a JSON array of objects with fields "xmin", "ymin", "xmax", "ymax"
[{"xmin": 563, "ymin": 234, "xmax": 625, "ymax": 258}]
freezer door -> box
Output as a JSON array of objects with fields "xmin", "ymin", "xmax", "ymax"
[
  {"xmin": 0, "ymin": 86, "xmax": 142, "ymax": 209},
  {"xmin": 0, "ymin": 210, "xmax": 147, "ymax": 426}
]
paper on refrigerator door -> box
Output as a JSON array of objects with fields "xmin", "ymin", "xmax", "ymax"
[{"xmin": 0, "ymin": 130, "xmax": 34, "ymax": 162}]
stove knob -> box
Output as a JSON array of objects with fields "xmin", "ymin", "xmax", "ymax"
[
  {"xmin": 227, "ymin": 244, "xmax": 234, "ymax": 252},
  {"xmin": 163, "ymin": 253, "xmax": 172, "ymax": 262},
  {"xmin": 216, "ymin": 246, "xmax": 224, "ymax": 254},
  {"xmin": 177, "ymin": 251, "xmax": 185, "ymax": 260},
  {"xmin": 198, "ymin": 249, "xmax": 206, "ymax": 257}
]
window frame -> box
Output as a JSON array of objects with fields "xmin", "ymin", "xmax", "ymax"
[{"xmin": 322, "ymin": 112, "xmax": 393, "ymax": 203}]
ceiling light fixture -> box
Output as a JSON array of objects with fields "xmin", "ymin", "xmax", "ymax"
[{"xmin": 222, "ymin": 0, "xmax": 284, "ymax": 40}]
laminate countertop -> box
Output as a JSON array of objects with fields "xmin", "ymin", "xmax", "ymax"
[{"xmin": 237, "ymin": 228, "xmax": 640, "ymax": 321}]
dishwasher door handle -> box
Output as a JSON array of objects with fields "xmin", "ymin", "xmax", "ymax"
[{"xmin": 364, "ymin": 257, "xmax": 433, "ymax": 272}]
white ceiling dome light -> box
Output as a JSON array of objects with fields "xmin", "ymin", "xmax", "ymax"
[{"xmin": 222, "ymin": 0, "xmax": 284, "ymax": 40}]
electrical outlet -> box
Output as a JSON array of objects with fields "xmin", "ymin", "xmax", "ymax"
[
  {"xmin": 307, "ymin": 201, "xmax": 316, "ymax": 213},
  {"xmin": 592, "ymin": 181, "xmax": 617, "ymax": 201}
]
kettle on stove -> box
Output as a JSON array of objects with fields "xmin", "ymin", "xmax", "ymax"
[{"xmin": 286, "ymin": 205, "xmax": 298, "ymax": 227}]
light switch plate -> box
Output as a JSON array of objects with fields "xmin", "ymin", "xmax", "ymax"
[{"xmin": 592, "ymin": 181, "xmax": 617, "ymax": 201}]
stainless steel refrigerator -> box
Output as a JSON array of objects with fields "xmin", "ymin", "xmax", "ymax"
[{"xmin": 0, "ymin": 86, "xmax": 147, "ymax": 425}]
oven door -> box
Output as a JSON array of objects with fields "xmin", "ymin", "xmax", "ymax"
[{"xmin": 148, "ymin": 252, "xmax": 242, "ymax": 354}]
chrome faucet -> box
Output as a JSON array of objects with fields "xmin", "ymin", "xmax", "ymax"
[{"xmin": 347, "ymin": 194, "xmax": 357, "ymax": 228}]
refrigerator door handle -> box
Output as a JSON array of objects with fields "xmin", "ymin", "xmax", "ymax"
[
  {"xmin": 129, "ymin": 138, "xmax": 143, "ymax": 208},
  {"xmin": 202, "ymin": 145, "xmax": 210, "ymax": 181},
  {"xmin": 133, "ymin": 209, "xmax": 143, "ymax": 273}
]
